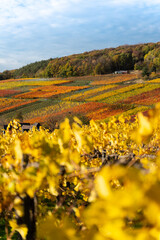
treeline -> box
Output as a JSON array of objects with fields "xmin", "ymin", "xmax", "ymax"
[
  {"xmin": 1, "ymin": 42, "xmax": 160, "ymax": 79},
  {"xmin": 13, "ymin": 59, "xmax": 52, "ymax": 78},
  {"xmin": 0, "ymin": 59, "xmax": 51, "ymax": 80},
  {"xmin": 0, "ymin": 70, "xmax": 15, "ymax": 80}
]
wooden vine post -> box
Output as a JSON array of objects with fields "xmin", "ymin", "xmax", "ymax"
[{"xmin": 16, "ymin": 154, "xmax": 37, "ymax": 240}]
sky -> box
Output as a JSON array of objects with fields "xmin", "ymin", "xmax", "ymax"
[{"xmin": 0, "ymin": 0, "xmax": 160, "ymax": 72}]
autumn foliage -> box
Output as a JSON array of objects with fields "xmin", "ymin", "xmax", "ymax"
[{"xmin": 1, "ymin": 104, "xmax": 160, "ymax": 239}]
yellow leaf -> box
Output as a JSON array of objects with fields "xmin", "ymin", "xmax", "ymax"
[
  {"xmin": 9, "ymin": 220, "xmax": 28, "ymax": 239},
  {"xmin": 14, "ymin": 138, "xmax": 23, "ymax": 164},
  {"xmin": 95, "ymin": 175, "xmax": 110, "ymax": 199}
]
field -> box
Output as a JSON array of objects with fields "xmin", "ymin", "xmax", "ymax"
[{"xmin": 0, "ymin": 73, "xmax": 160, "ymax": 128}]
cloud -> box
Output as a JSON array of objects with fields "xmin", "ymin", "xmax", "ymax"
[
  {"xmin": 0, "ymin": 59, "xmax": 7, "ymax": 65},
  {"xmin": 0, "ymin": 0, "xmax": 71, "ymax": 29},
  {"xmin": 0, "ymin": 0, "xmax": 94, "ymax": 38},
  {"xmin": 0, "ymin": 0, "xmax": 160, "ymax": 71},
  {"xmin": 0, "ymin": 49, "xmax": 47, "ymax": 72},
  {"xmin": 0, "ymin": 0, "xmax": 160, "ymax": 30},
  {"xmin": 107, "ymin": 0, "xmax": 160, "ymax": 5}
]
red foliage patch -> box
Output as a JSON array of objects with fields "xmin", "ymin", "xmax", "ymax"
[
  {"xmin": 27, "ymin": 102, "xmax": 109, "ymax": 123},
  {"xmin": 0, "ymin": 89, "xmax": 21, "ymax": 97},
  {"xmin": 91, "ymin": 74, "xmax": 137, "ymax": 85},
  {"xmin": 118, "ymin": 88, "xmax": 160, "ymax": 105},
  {"xmin": 14, "ymin": 86, "xmax": 88, "ymax": 99},
  {"xmin": 87, "ymin": 108, "xmax": 124, "ymax": 120},
  {"xmin": 0, "ymin": 100, "xmax": 37, "ymax": 113}
]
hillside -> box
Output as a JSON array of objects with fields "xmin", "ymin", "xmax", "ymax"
[
  {"xmin": 1, "ymin": 41, "xmax": 160, "ymax": 80},
  {"xmin": 1, "ymin": 73, "xmax": 160, "ymax": 130},
  {"xmin": 1, "ymin": 47, "xmax": 160, "ymax": 240}
]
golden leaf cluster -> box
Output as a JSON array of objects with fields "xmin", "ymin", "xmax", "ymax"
[{"xmin": 0, "ymin": 104, "xmax": 160, "ymax": 239}]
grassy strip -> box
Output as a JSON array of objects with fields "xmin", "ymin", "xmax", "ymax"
[
  {"xmin": 0, "ymin": 98, "xmax": 38, "ymax": 110},
  {"xmin": 63, "ymin": 85, "xmax": 116, "ymax": 101},
  {"xmin": 0, "ymin": 80, "xmax": 72, "ymax": 90},
  {"xmin": 102, "ymin": 84, "xmax": 160, "ymax": 103},
  {"xmin": 148, "ymin": 78, "xmax": 160, "ymax": 83},
  {"xmin": 86, "ymin": 83, "xmax": 146, "ymax": 101},
  {"xmin": 0, "ymin": 100, "xmax": 54, "ymax": 121},
  {"xmin": 0, "ymin": 100, "xmax": 39, "ymax": 117},
  {"xmin": 119, "ymin": 88, "xmax": 160, "ymax": 105},
  {"xmin": 24, "ymin": 101, "xmax": 82, "ymax": 120},
  {"xmin": 121, "ymin": 105, "xmax": 152, "ymax": 117},
  {"xmin": 100, "ymin": 105, "xmax": 152, "ymax": 123},
  {"xmin": 13, "ymin": 86, "xmax": 89, "ymax": 99},
  {"xmin": 90, "ymin": 74, "xmax": 138, "ymax": 85}
]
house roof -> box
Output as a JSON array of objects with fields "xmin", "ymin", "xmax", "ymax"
[{"xmin": 3, "ymin": 122, "xmax": 40, "ymax": 132}]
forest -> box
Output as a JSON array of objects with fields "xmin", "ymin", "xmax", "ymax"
[{"xmin": 1, "ymin": 42, "xmax": 160, "ymax": 80}]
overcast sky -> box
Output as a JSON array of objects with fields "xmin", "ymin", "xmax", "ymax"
[{"xmin": 0, "ymin": 0, "xmax": 160, "ymax": 72}]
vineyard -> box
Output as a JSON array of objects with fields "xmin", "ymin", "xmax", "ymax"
[
  {"xmin": 1, "ymin": 74, "xmax": 160, "ymax": 239},
  {"xmin": 0, "ymin": 104, "xmax": 160, "ymax": 239},
  {"xmin": 0, "ymin": 73, "xmax": 160, "ymax": 128}
]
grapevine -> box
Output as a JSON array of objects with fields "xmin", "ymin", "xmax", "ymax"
[{"xmin": 0, "ymin": 104, "xmax": 160, "ymax": 239}]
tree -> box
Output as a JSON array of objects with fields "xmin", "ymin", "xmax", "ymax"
[{"xmin": 142, "ymin": 66, "xmax": 150, "ymax": 77}]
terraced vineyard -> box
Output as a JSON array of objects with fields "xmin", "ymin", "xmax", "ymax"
[{"xmin": 0, "ymin": 73, "xmax": 160, "ymax": 128}]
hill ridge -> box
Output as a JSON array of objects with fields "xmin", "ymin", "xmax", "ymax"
[{"xmin": 1, "ymin": 41, "xmax": 160, "ymax": 80}]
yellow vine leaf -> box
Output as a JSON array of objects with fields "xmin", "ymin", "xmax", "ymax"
[{"xmin": 9, "ymin": 220, "xmax": 28, "ymax": 239}]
